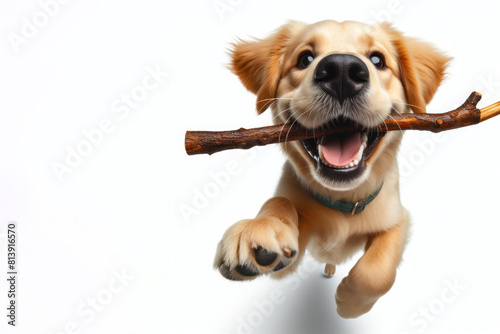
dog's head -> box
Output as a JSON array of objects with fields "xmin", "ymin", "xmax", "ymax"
[{"xmin": 231, "ymin": 20, "xmax": 450, "ymax": 192}]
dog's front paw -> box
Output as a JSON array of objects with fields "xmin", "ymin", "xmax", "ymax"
[
  {"xmin": 213, "ymin": 216, "xmax": 299, "ymax": 281},
  {"xmin": 335, "ymin": 276, "xmax": 378, "ymax": 319}
]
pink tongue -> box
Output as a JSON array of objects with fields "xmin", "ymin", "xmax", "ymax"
[{"xmin": 320, "ymin": 133, "xmax": 361, "ymax": 166}]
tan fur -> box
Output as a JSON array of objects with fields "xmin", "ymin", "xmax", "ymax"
[
  {"xmin": 231, "ymin": 21, "xmax": 306, "ymax": 113},
  {"xmin": 214, "ymin": 20, "xmax": 449, "ymax": 318},
  {"xmin": 383, "ymin": 24, "xmax": 451, "ymax": 113}
]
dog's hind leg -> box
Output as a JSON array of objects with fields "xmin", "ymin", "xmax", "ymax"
[{"xmin": 324, "ymin": 263, "xmax": 336, "ymax": 277}]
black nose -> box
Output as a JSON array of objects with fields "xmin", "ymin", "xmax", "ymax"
[{"xmin": 314, "ymin": 54, "xmax": 369, "ymax": 104}]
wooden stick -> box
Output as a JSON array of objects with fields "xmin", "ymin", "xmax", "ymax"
[{"xmin": 185, "ymin": 91, "xmax": 499, "ymax": 156}]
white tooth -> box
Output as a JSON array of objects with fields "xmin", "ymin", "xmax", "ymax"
[
  {"xmin": 318, "ymin": 144, "xmax": 323, "ymax": 159},
  {"xmin": 353, "ymin": 159, "xmax": 359, "ymax": 166},
  {"xmin": 357, "ymin": 146, "xmax": 364, "ymax": 161},
  {"xmin": 349, "ymin": 162, "xmax": 354, "ymax": 168}
]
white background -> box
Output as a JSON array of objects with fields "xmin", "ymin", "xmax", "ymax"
[{"xmin": 1, "ymin": 0, "xmax": 500, "ymax": 333}]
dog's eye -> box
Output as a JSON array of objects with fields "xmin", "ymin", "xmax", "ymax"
[
  {"xmin": 369, "ymin": 52, "xmax": 385, "ymax": 69},
  {"xmin": 297, "ymin": 51, "xmax": 315, "ymax": 69}
]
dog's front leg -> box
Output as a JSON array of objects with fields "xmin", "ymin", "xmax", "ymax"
[
  {"xmin": 336, "ymin": 210, "xmax": 409, "ymax": 318},
  {"xmin": 213, "ymin": 197, "xmax": 300, "ymax": 281}
]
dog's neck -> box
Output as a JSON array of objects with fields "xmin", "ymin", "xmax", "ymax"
[{"xmin": 306, "ymin": 181, "xmax": 384, "ymax": 216}]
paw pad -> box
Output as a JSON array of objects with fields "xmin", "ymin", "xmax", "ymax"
[
  {"xmin": 254, "ymin": 246, "xmax": 278, "ymax": 266},
  {"xmin": 235, "ymin": 264, "xmax": 259, "ymax": 277}
]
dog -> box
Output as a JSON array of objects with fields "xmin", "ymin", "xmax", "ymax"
[{"xmin": 213, "ymin": 20, "xmax": 450, "ymax": 318}]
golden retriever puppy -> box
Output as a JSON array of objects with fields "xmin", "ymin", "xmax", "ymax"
[{"xmin": 213, "ymin": 20, "xmax": 450, "ymax": 318}]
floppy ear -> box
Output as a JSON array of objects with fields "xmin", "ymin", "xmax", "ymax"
[
  {"xmin": 384, "ymin": 24, "xmax": 451, "ymax": 113},
  {"xmin": 231, "ymin": 21, "xmax": 303, "ymax": 114}
]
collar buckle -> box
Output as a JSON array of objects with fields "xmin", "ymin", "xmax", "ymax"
[{"xmin": 351, "ymin": 201, "xmax": 361, "ymax": 216}]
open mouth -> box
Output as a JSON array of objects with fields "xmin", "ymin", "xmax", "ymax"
[{"xmin": 301, "ymin": 119, "xmax": 386, "ymax": 182}]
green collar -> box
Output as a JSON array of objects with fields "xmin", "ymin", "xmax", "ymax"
[{"xmin": 308, "ymin": 183, "xmax": 384, "ymax": 216}]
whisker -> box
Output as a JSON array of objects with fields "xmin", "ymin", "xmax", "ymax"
[
  {"xmin": 272, "ymin": 105, "xmax": 294, "ymax": 122},
  {"xmin": 258, "ymin": 97, "xmax": 294, "ymax": 103},
  {"xmin": 278, "ymin": 109, "xmax": 299, "ymax": 144},
  {"xmin": 388, "ymin": 106, "xmax": 412, "ymax": 132},
  {"xmin": 255, "ymin": 99, "xmax": 278, "ymax": 114},
  {"xmin": 284, "ymin": 116, "xmax": 301, "ymax": 150},
  {"xmin": 255, "ymin": 96, "xmax": 296, "ymax": 114},
  {"xmin": 388, "ymin": 99, "xmax": 424, "ymax": 113},
  {"xmin": 282, "ymin": 107, "xmax": 313, "ymax": 150},
  {"xmin": 281, "ymin": 102, "xmax": 319, "ymax": 151}
]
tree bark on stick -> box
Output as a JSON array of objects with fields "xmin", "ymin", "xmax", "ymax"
[{"xmin": 185, "ymin": 92, "xmax": 498, "ymax": 156}]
